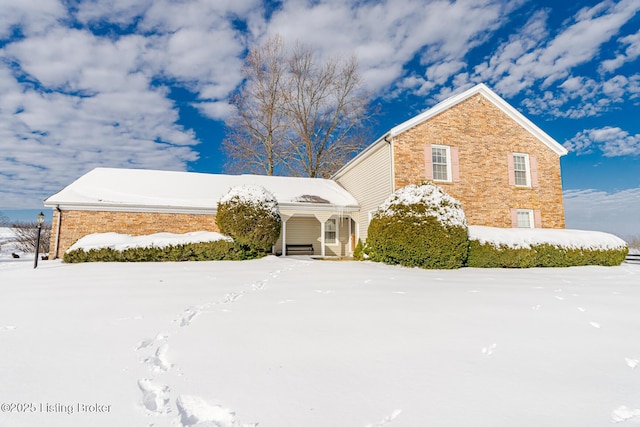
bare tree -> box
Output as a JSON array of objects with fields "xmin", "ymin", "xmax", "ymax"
[
  {"xmin": 223, "ymin": 35, "xmax": 288, "ymax": 175},
  {"xmin": 223, "ymin": 35, "xmax": 374, "ymax": 178},
  {"xmin": 0, "ymin": 212, "xmax": 8, "ymax": 226},
  {"xmin": 11, "ymin": 222, "xmax": 51, "ymax": 255},
  {"xmin": 282, "ymin": 44, "xmax": 372, "ymax": 177}
]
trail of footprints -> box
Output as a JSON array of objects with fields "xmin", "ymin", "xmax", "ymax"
[{"xmin": 134, "ymin": 265, "xmax": 295, "ymax": 426}]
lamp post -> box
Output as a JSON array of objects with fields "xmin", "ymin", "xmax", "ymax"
[{"xmin": 34, "ymin": 211, "xmax": 45, "ymax": 269}]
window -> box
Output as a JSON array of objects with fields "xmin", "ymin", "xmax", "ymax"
[
  {"xmin": 516, "ymin": 210, "xmax": 533, "ymax": 228},
  {"xmin": 513, "ymin": 153, "xmax": 530, "ymax": 187},
  {"xmin": 325, "ymin": 218, "xmax": 337, "ymax": 244},
  {"xmin": 432, "ymin": 145, "xmax": 451, "ymax": 182}
]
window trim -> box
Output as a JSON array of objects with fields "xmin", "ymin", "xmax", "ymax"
[
  {"xmin": 516, "ymin": 209, "xmax": 534, "ymax": 228},
  {"xmin": 512, "ymin": 153, "xmax": 531, "ymax": 188},
  {"xmin": 324, "ymin": 218, "xmax": 339, "ymax": 246},
  {"xmin": 431, "ymin": 144, "xmax": 452, "ymax": 183}
]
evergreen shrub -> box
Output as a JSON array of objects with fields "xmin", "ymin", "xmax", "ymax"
[
  {"xmin": 467, "ymin": 241, "xmax": 628, "ymax": 268},
  {"xmin": 366, "ymin": 183, "xmax": 468, "ymax": 269},
  {"xmin": 216, "ymin": 185, "xmax": 282, "ymax": 255},
  {"xmin": 63, "ymin": 240, "xmax": 252, "ymax": 263}
]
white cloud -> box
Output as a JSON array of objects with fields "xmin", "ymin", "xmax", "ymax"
[
  {"xmin": 0, "ymin": 0, "xmax": 66, "ymax": 38},
  {"xmin": 564, "ymin": 188, "xmax": 640, "ymax": 238},
  {"xmin": 600, "ymin": 28, "xmax": 640, "ymax": 73},
  {"xmin": 460, "ymin": 0, "xmax": 640, "ymax": 115},
  {"xmin": 564, "ymin": 126, "xmax": 640, "ymax": 156}
]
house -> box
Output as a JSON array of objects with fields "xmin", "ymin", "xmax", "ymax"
[
  {"xmin": 332, "ymin": 83, "xmax": 567, "ymax": 242},
  {"xmin": 44, "ymin": 168, "xmax": 359, "ymax": 259},
  {"xmin": 44, "ymin": 83, "xmax": 567, "ymax": 259}
]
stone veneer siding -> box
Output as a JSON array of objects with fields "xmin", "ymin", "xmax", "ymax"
[
  {"xmin": 49, "ymin": 210, "xmax": 218, "ymax": 259},
  {"xmin": 392, "ymin": 94, "xmax": 565, "ymax": 228}
]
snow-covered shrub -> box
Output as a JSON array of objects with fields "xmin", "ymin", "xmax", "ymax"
[
  {"xmin": 366, "ymin": 183, "xmax": 468, "ymax": 269},
  {"xmin": 216, "ymin": 185, "xmax": 282, "ymax": 255},
  {"xmin": 64, "ymin": 240, "xmax": 243, "ymax": 263},
  {"xmin": 467, "ymin": 226, "xmax": 629, "ymax": 267}
]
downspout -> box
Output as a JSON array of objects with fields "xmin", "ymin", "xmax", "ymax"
[
  {"xmin": 53, "ymin": 206, "xmax": 62, "ymax": 259},
  {"xmin": 385, "ymin": 135, "xmax": 395, "ymax": 192}
]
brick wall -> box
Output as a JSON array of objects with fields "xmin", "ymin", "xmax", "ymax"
[
  {"xmin": 49, "ymin": 210, "xmax": 218, "ymax": 259},
  {"xmin": 392, "ymin": 94, "xmax": 565, "ymax": 228}
]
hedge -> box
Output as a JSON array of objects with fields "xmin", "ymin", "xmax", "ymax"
[
  {"xmin": 63, "ymin": 240, "xmax": 259, "ymax": 263},
  {"xmin": 467, "ymin": 240, "xmax": 628, "ymax": 268}
]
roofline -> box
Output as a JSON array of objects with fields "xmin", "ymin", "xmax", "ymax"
[
  {"xmin": 389, "ymin": 83, "xmax": 568, "ymax": 156},
  {"xmin": 333, "ymin": 83, "xmax": 567, "ymax": 180},
  {"xmin": 43, "ymin": 201, "xmax": 360, "ymax": 214},
  {"xmin": 332, "ymin": 132, "xmax": 391, "ymax": 179}
]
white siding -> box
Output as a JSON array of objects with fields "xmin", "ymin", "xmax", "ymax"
[
  {"xmin": 275, "ymin": 216, "xmax": 320, "ymax": 255},
  {"xmin": 335, "ymin": 143, "xmax": 393, "ymax": 240}
]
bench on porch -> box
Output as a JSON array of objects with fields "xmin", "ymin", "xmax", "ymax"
[{"xmin": 285, "ymin": 244, "xmax": 315, "ymax": 255}]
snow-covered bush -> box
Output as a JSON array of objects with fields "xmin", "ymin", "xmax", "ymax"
[
  {"xmin": 467, "ymin": 226, "xmax": 629, "ymax": 267},
  {"xmin": 63, "ymin": 231, "xmax": 250, "ymax": 263},
  {"xmin": 366, "ymin": 183, "xmax": 468, "ymax": 269},
  {"xmin": 216, "ymin": 185, "xmax": 282, "ymax": 255}
]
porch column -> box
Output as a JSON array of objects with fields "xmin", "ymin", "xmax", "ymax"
[
  {"xmin": 320, "ymin": 220, "xmax": 325, "ymax": 257},
  {"xmin": 280, "ymin": 213, "xmax": 292, "ymax": 257},
  {"xmin": 348, "ymin": 217, "xmax": 352, "ymax": 254}
]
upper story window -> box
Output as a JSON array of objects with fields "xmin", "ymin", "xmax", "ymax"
[
  {"xmin": 432, "ymin": 146, "xmax": 451, "ymax": 182},
  {"xmin": 513, "ymin": 153, "xmax": 530, "ymax": 187},
  {"xmin": 508, "ymin": 152, "xmax": 538, "ymax": 188},
  {"xmin": 424, "ymin": 144, "xmax": 459, "ymax": 183}
]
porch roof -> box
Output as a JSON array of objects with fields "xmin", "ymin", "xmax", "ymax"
[{"xmin": 44, "ymin": 168, "xmax": 359, "ymax": 214}]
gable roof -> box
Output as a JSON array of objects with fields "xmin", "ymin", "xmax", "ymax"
[
  {"xmin": 44, "ymin": 168, "xmax": 359, "ymax": 213},
  {"xmin": 333, "ymin": 83, "xmax": 567, "ymax": 179}
]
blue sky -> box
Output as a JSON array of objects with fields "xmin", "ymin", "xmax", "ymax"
[{"xmin": 0, "ymin": 0, "xmax": 639, "ymax": 237}]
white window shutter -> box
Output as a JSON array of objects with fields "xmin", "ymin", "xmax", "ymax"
[{"xmin": 424, "ymin": 145, "xmax": 433, "ymax": 180}]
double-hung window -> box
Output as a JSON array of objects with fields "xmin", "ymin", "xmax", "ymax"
[
  {"xmin": 325, "ymin": 218, "xmax": 337, "ymax": 244},
  {"xmin": 432, "ymin": 145, "xmax": 451, "ymax": 182},
  {"xmin": 513, "ymin": 153, "xmax": 530, "ymax": 187}
]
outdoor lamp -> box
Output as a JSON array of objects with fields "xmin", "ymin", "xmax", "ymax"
[{"xmin": 34, "ymin": 211, "xmax": 45, "ymax": 269}]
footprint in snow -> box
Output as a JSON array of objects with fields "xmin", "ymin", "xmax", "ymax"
[
  {"xmin": 625, "ymin": 358, "xmax": 639, "ymax": 369},
  {"xmin": 365, "ymin": 409, "xmax": 402, "ymax": 427},
  {"xmin": 176, "ymin": 395, "xmax": 256, "ymax": 427},
  {"xmin": 0, "ymin": 325, "xmax": 16, "ymax": 331},
  {"xmin": 143, "ymin": 343, "xmax": 173, "ymax": 372},
  {"xmin": 392, "ymin": 291, "xmax": 406, "ymax": 295},
  {"xmin": 363, "ymin": 279, "xmax": 372, "ymax": 284},
  {"xmin": 314, "ymin": 290, "xmax": 334, "ymax": 294},
  {"xmin": 222, "ymin": 292, "xmax": 243, "ymax": 304},
  {"xmin": 278, "ymin": 299, "xmax": 295, "ymax": 304},
  {"xmin": 611, "ymin": 406, "xmax": 640, "ymax": 423},
  {"xmin": 532, "ymin": 305, "xmax": 541, "ymax": 310},
  {"xmin": 577, "ymin": 307, "xmax": 586, "ymax": 312},
  {"xmin": 178, "ymin": 308, "xmax": 200, "ymax": 327},
  {"xmin": 136, "ymin": 332, "xmax": 168, "ymax": 351},
  {"xmin": 482, "ymin": 343, "xmax": 497, "ymax": 356},
  {"xmin": 251, "ymin": 281, "xmax": 265, "ymax": 291},
  {"xmin": 554, "ymin": 296, "xmax": 565, "ymax": 301},
  {"xmin": 138, "ymin": 379, "xmax": 171, "ymax": 414},
  {"xmin": 589, "ymin": 322, "xmax": 601, "ymax": 329}
]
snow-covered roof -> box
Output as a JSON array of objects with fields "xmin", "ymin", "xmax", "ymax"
[
  {"xmin": 333, "ymin": 83, "xmax": 567, "ymax": 179},
  {"xmin": 44, "ymin": 168, "xmax": 359, "ymax": 213}
]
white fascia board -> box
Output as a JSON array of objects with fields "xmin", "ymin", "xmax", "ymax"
[
  {"xmin": 43, "ymin": 202, "xmax": 216, "ymax": 215},
  {"xmin": 389, "ymin": 83, "xmax": 568, "ymax": 157},
  {"xmin": 43, "ymin": 201, "xmax": 359, "ymax": 214}
]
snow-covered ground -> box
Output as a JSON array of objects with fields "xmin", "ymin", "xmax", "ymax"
[{"xmin": 1, "ymin": 253, "xmax": 639, "ymax": 427}]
